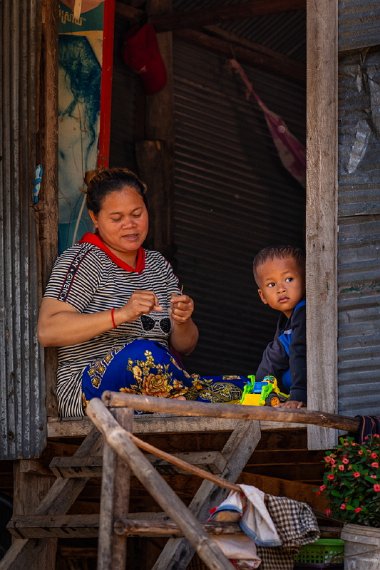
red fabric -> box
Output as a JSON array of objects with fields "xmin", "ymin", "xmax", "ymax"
[
  {"xmin": 122, "ymin": 23, "xmax": 167, "ymax": 95},
  {"xmin": 79, "ymin": 232, "xmax": 146, "ymax": 273}
]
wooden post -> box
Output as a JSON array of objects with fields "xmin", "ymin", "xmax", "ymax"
[
  {"xmin": 12, "ymin": 464, "xmax": 58, "ymax": 570},
  {"xmin": 87, "ymin": 400, "xmax": 236, "ymax": 570},
  {"xmin": 306, "ymin": 0, "xmax": 338, "ymax": 449},
  {"xmin": 136, "ymin": 0, "xmax": 174, "ymax": 259},
  {"xmin": 98, "ymin": 408, "xmax": 133, "ymax": 570},
  {"xmin": 39, "ymin": 0, "xmax": 59, "ymax": 419}
]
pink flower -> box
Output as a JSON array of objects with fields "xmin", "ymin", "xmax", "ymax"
[
  {"xmin": 354, "ymin": 507, "xmax": 362, "ymax": 513},
  {"xmin": 340, "ymin": 503, "xmax": 346, "ymax": 510},
  {"xmin": 325, "ymin": 508, "xmax": 332, "ymax": 517},
  {"xmin": 374, "ymin": 484, "xmax": 380, "ymax": 493},
  {"xmin": 371, "ymin": 475, "xmax": 377, "ymax": 479},
  {"xmin": 324, "ymin": 456, "xmax": 332, "ymax": 463},
  {"xmin": 338, "ymin": 465, "xmax": 345, "ymax": 471},
  {"xmin": 358, "ymin": 450, "xmax": 363, "ymax": 456},
  {"xmin": 353, "ymin": 472, "xmax": 361, "ymax": 478},
  {"xmin": 319, "ymin": 485, "xmax": 326, "ymax": 492},
  {"xmin": 371, "ymin": 452, "xmax": 378, "ymax": 459},
  {"xmin": 342, "ymin": 457, "xmax": 349, "ymax": 464},
  {"xmin": 371, "ymin": 462, "xmax": 379, "ymax": 468},
  {"xmin": 327, "ymin": 474, "xmax": 335, "ymax": 481}
]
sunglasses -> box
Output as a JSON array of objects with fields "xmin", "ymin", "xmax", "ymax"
[{"xmin": 140, "ymin": 315, "xmax": 171, "ymax": 334}]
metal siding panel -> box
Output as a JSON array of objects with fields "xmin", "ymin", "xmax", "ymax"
[
  {"xmin": 338, "ymin": 49, "xmax": 380, "ymax": 416},
  {"xmin": 0, "ymin": 0, "xmax": 46, "ymax": 460},
  {"xmin": 339, "ymin": 0, "xmax": 380, "ymax": 52},
  {"xmin": 173, "ymin": 39, "xmax": 305, "ymax": 375}
]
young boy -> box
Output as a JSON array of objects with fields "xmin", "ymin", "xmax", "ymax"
[{"xmin": 253, "ymin": 245, "xmax": 306, "ymax": 409}]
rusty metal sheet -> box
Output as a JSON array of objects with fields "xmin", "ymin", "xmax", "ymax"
[{"xmin": 0, "ymin": 0, "xmax": 47, "ymax": 460}]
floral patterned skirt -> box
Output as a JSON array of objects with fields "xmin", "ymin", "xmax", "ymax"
[{"xmin": 82, "ymin": 338, "xmax": 249, "ymax": 407}]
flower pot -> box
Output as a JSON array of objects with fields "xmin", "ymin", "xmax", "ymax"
[{"xmin": 341, "ymin": 523, "xmax": 380, "ymax": 569}]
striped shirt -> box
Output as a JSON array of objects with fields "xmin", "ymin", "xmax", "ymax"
[{"xmin": 44, "ymin": 240, "xmax": 180, "ymax": 417}]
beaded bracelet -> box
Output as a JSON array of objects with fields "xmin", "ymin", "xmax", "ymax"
[{"xmin": 110, "ymin": 308, "xmax": 117, "ymax": 329}]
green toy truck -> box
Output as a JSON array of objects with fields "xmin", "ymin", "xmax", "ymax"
[{"xmin": 240, "ymin": 375, "xmax": 289, "ymax": 407}]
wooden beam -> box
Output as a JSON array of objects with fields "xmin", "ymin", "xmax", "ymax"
[
  {"xmin": 114, "ymin": 518, "xmax": 241, "ymax": 538},
  {"xmin": 8, "ymin": 514, "xmax": 100, "ymax": 539},
  {"xmin": 49, "ymin": 450, "xmax": 226, "ymax": 478},
  {"xmin": 150, "ymin": 0, "xmax": 306, "ymax": 32},
  {"xmin": 306, "ymin": 0, "xmax": 338, "ymax": 450},
  {"xmin": 40, "ymin": 0, "xmax": 59, "ymax": 421},
  {"xmin": 102, "ymin": 392, "xmax": 360, "ymax": 432},
  {"xmin": 47, "ymin": 415, "xmax": 309, "ymax": 438},
  {"xmin": 176, "ymin": 27, "xmax": 305, "ymax": 84}
]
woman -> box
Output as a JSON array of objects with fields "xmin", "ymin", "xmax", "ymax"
[{"xmin": 38, "ymin": 168, "xmax": 248, "ymax": 417}]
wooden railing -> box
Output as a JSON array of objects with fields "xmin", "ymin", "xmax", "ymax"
[{"xmin": 85, "ymin": 392, "xmax": 359, "ymax": 570}]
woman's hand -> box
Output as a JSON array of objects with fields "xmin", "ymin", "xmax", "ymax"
[
  {"xmin": 169, "ymin": 293, "xmax": 199, "ymax": 355},
  {"xmin": 119, "ymin": 290, "xmax": 162, "ymax": 323},
  {"xmin": 170, "ymin": 294, "xmax": 194, "ymax": 324}
]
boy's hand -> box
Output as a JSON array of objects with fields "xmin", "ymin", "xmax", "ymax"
[{"xmin": 280, "ymin": 400, "xmax": 305, "ymax": 409}]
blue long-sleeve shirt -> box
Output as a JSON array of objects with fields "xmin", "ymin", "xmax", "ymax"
[{"xmin": 256, "ymin": 300, "xmax": 306, "ymax": 403}]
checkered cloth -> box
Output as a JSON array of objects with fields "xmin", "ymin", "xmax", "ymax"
[{"xmin": 256, "ymin": 495, "xmax": 320, "ymax": 570}]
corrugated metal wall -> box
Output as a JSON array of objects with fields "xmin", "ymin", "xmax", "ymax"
[
  {"xmin": 173, "ymin": 38, "xmax": 306, "ymax": 374},
  {"xmin": 338, "ymin": 3, "xmax": 380, "ymax": 415},
  {"xmin": 339, "ymin": 0, "xmax": 380, "ymax": 52},
  {"xmin": 0, "ymin": 1, "xmax": 46, "ymax": 459}
]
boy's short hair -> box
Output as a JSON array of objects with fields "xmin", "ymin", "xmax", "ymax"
[{"xmin": 253, "ymin": 245, "xmax": 306, "ymax": 284}]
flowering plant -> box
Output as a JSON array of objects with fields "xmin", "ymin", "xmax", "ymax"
[{"xmin": 317, "ymin": 434, "xmax": 380, "ymax": 527}]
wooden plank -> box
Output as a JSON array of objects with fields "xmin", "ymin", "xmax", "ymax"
[
  {"xmin": 104, "ymin": 392, "xmax": 359, "ymax": 432},
  {"xmin": 50, "ymin": 450, "xmax": 226, "ymax": 478},
  {"xmin": 86, "ymin": 399, "xmax": 236, "ymax": 570},
  {"xmin": 114, "ymin": 518, "xmax": 241, "ymax": 537},
  {"xmin": 306, "ymin": 0, "xmax": 338, "ymax": 450},
  {"xmin": 8, "ymin": 514, "xmax": 243, "ymax": 540},
  {"xmin": 8, "ymin": 514, "xmax": 99, "ymax": 539},
  {"xmin": 47, "ymin": 415, "xmax": 313, "ymax": 438},
  {"xmin": 176, "ymin": 29, "xmax": 305, "ymax": 84},
  {"xmin": 153, "ymin": 419, "xmax": 262, "ymax": 570},
  {"xmin": 12, "ymin": 463, "xmax": 58, "ymax": 570}
]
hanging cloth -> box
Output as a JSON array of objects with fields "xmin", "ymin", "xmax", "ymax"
[{"xmin": 229, "ymin": 58, "xmax": 306, "ymax": 188}]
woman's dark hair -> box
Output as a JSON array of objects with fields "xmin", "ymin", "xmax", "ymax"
[
  {"xmin": 253, "ymin": 245, "xmax": 306, "ymax": 284},
  {"xmin": 85, "ymin": 168, "xmax": 148, "ymax": 214}
]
